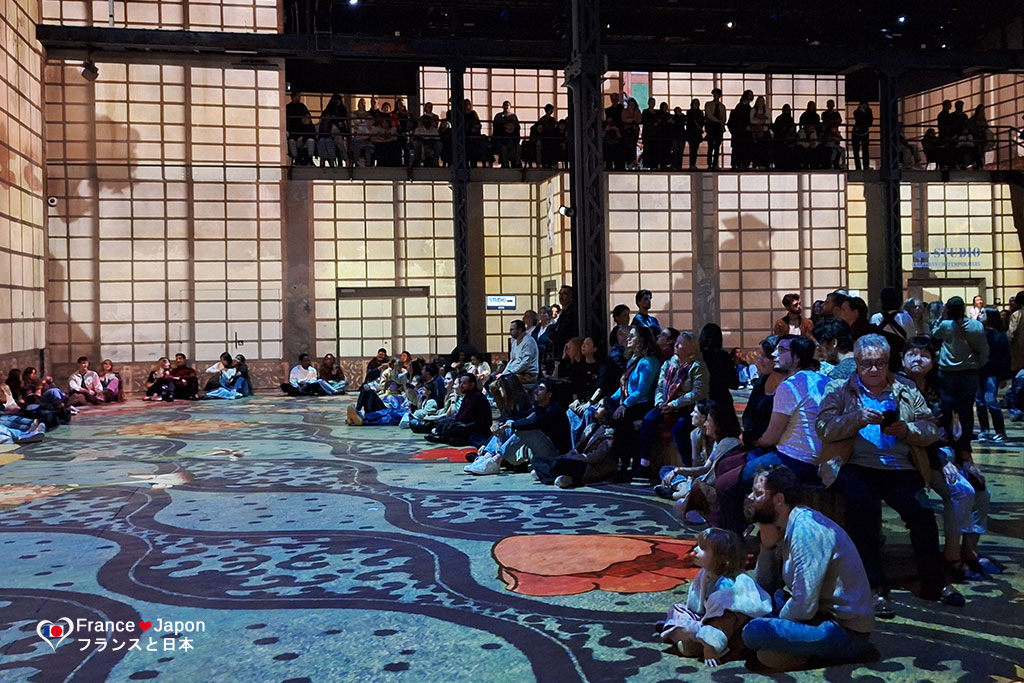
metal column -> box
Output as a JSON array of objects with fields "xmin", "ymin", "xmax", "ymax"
[
  {"xmin": 878, "ymin": 70, "xmax": 904, "ymax": 291},
  {"xmin": 566, "ymin": 0, "xmax": 606, "ymax": 343},
  {"xmin": 448, "ymin": 64, "xmax": 472, "ymax": 347}
]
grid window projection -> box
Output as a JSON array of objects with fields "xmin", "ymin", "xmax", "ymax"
[
  {"xmin": 648, "ymin": 73, "xmax": 844, "ymax": 168},
  {"xmin": 44, "ymin": 58, "xmax": 284, "ymax": 364},
  {"xmin": 312, "ymin": 181, "xmax": 457, "ymax": 359},
  {"xmin": 0, "ymin": 0, "xmax": 47, "ymax": 354},
  {"xmin": 420, "ymin": 67, "xmax": 570, "ymax": 136},
  {"xmin": 717, "ymin": 173, "xmax": 847, "ymax": 349},
  {"xmin": 483, "ymin": 183, "xmax": 540, "ymax": 352},
  {"xmin": 607, "ymin": 173, "xmax": 695, "ymax": 337},
  {"xmin": 908, "ymin": 183, "xmax": 1024, "ymax": 306},
  {"xmin": 41, "ymin": 0, "xmax": 278, "ymax": 32},
  {"xmin": 537, "ymin": 174, "xmax": 572, "ymax": 304}
]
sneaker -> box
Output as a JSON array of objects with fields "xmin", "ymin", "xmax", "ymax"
[
  {"xmin": 654, "ymin": 484, "xmax": 675, "ymax": 500},
  {"xmin": 554, "ymin": 475, "xmax": 573, "ymax": 489},
  {"xmin": 530, "ymin": 469, "xmax": 540, "ymax": 481},
  {"xmin": 938, "ymin": 586, "xmax": 966, "ymax": 607},
  {"xmin": 465, "ymin": 451, "xmax": 477, "ymax": 463},
  {"xmin": 18, "ymin": 430, "xmax": 45, "ymax": 444},
  {"xmin": 977, "ymin": 430, "xmax": 991, "ymax": 442},
  {"xmin": 464, "ymin": 454, "xmax": 501, "ymax": 476},
  {"xmin": 989, "ymin": 433, "xmax": 1006, "ymax": 443},
  {"xmin": 873, "ymin": 593, "xmax": 896, "ymax": 619},
  {"xmin": 683, "ymin": 510, "xmax": 707, "ymax": 526}
]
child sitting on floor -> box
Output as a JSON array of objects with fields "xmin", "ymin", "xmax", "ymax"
[
  {"xmin": 658, "ymin": 527, "xmax": 771, "ymax": 666},
  {"xmin": 655, "ymin": 400, "xmax": 743, "ymax": 525}
]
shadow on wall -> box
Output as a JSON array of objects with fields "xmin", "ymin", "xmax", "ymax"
[
  {"xmin": 717, "ymin": 212, "xmax": 771, "ymax": 349},
  {"xmin": 46, "ymin": 116, "xmax": 138, "ymax": 368}
]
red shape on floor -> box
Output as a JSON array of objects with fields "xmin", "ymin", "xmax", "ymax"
[{"xmin": 413, "ymin": 447, "xmax": 476, "ymax": 463}]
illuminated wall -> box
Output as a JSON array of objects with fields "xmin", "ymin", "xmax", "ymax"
[
  {"xmin": 607, "ymin": 173, "xmax": 695, "ymax": 335},
  {"xmin": 44, "ymin": 58, "xmax": 284, "ymax": 364},
  {"xmin": 908, "ymin": 182, "xmax": 1023, "ymax": 305},
  {"xmin": 420, "ymin": 67, "xmax": 570, "ymax": 134},
  {"xmin": 0, "ymin": 0, "xmax": 46, "ymax": 357},
  {"xmin": 41, "ymin": 0, "xmax": 279, "ymax": 32},
  {"xmin": 311, "ymin": 180, "xmax": 457, "ymax": 359}
]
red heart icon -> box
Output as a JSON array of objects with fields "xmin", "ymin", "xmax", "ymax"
[{"xmin": 139, "ymin": 621, "xmax": 152, "ymax": 631}]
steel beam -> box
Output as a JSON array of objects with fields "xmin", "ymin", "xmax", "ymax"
[
  {"xmin": 878, "ymin": 70, "xmax": 904, "ymax": 291},
  {"xmin": 448, "ymin": 65, "xmax": 473, "ymax": 347},
  {"xmin": 567, "ymin": 0, "xmax": 606, "ymax": 344}
]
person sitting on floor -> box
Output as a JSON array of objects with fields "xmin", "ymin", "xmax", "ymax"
[
  {"xmin": 318, "ymin": 353, "xmax": 348, "ymax": 394},
  {"xmin": 462, "ymin": 375, "xmax": 535, "ymax": 470},
  {"xmin": 0, "ymin": 420, "xmax": 46, "ymax": 444},
  {"xmin": 98, "ymin": 359, "xmax": 123, "ymax": 402},
  {"xmin": 68, "ymin": 356, "xmax": 106, "ymax": 406},
  {"xmin": 659, "ymin": 527, "xmax": 771, "ymax": 666},
  {"xmin": 656, "ymin": 400, "xmax": 744, "ymax": 526},
  {"xmin": 466, "ymin": 353, "xmax": 491, "ymax": 386},
  {"xmin": 548, "ymin": 398, "xmax": 618, "ymax": 488},
  {"xmin": 169, "ymin": 353, "xmax": 200, "ymax": 400},
  {"xmin": 465, "ymin": 379, "xmax": 570, "ymax": 477},
  {"xmin": 205, "ymin": 353, "xmax": 245, "ymax": 400},
  {"xmin": 144, "ymin": 357, "xmax": 176, "ymax": 402},
  {"xmin": 366, "ymin": 347, "xmax": 389, "ymax": 383},
  {"xmin": 403, "ymin": 382, "xmax": 441, "ymax": 430},
  {"xmin": 424, "ymin": 373, "xmax": 493, "ymax": 447},
  {"xmin": 0, "ymin": 383, "xmax": 44, "ymax": 435},
  {"xmin": 282, "ymin": 353, "xmax": 339, "ymax": 396},
  {"xmin": 742, "ymin": 466, "xmax": 875, "ymax": 671},
  {"xmin": 231, "ymin": 354, "xmax": 253, "ymax": 396}
]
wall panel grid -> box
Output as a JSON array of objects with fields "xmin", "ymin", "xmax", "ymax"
[
  {"xmin": 906, "ymin": 182, "xmax": 1024, "ymax": 306},
  {"xmin": 647, "ymin": 73, "xmax": 844, "ymax": 168},
  {"xmin": 1, "ymin": 0, "xmax": 47, "ymax": 354},
  {"xmin": 44, "ymin": 58, "xmax": 284, "ymax": 364},
  {"xmin": 900, "ymin": 74, "xmax": 1024, "ymax": 159},
  {"xmin": 537, "ymin": 173, "xmax": 572, "ymax": 303},
  {"xmin": 607, "ymin": 173, "xmax": 695, "ymax": 338},
  {"xmin": 312, "ymin": 180, "xmax": 457, "ymax": 359},
  {"xmin": 41, "ymin": 0, "xmax": 278, "ymax": 32},
  {"xmin": 420, "ymin": 66, "xmax": 569, "ymax": 136},
  {"xmin": 716, "ymin": 173, "xmax": 847, "ymax": 350},
  {"xmin": 483, "ymin": 183, "xmax": 540, "ymax": 352}
]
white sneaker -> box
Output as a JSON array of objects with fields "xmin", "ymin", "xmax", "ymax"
[
  {"xmin": 530, "ymin": 469, "xmax": 540, "ymax": 481},
  {"xmin": 464, "ymin": 454, "xmax": 501, "ymax": 476},
  {"xmin": 554, "ymin": 475, "xmax": 573, "ymax": 489}
]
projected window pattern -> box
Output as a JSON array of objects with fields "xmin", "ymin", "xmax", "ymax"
[
  {"xmin": 312, "ymin": 180, "xmax": 457, "ymax": 359},
  {"xmin": 44, "ymin": 59, "xmax": 284, "ymax": 364},
  {"xmin": 0, "ymin": 0, "xmax": 46, "ymax": 354},
  {"xmin": 420, "ymin": 67, "xmax": 569, "ymax": 136},
  {"xmin": 607, "ymin": 173, "xmax": 695, "ymax": 336},
  {"xmin": 717, "ymin": 173, "xmax": 847, "ymax": 350},
  {"xmin": 483, "ymin": 183, "xmax": 539, "ymax": 352},
  {"xmin": 41, "ymin": 0, "xmax": 278, "ymax": 32},
  {"xmin": 537, "ymin": 173, "xmax": 572, "ymax": 304},
  {"xmin": 911, "ymin": 183, "xmax": 1024, "ymax": 306}
]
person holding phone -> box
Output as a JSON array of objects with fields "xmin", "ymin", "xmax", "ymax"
[{"xmin": 817, "ymin": 334, "xmax": 964, "ymax": 618}]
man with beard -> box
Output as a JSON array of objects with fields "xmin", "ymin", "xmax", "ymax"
[{"xmin": 742, "ymin": 467, "xmax": 874, "ymax": 671}]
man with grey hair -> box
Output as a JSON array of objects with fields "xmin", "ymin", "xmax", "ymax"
[{"xmin": 817, "ymin": 334, "xmax": 963, "ymax": 617}]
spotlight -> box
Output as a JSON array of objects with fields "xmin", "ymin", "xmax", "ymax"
[
  {"xmin": 897, "ymin": 15, "xmax": 907, "ymax": 24},
  {"xmin": 725, "ymin": 21, "xmax": 735, "ymax": 29},
  {"xmin": 348, "ymin": 0, "xmax": 358, "ymax": 5},
  {"xmin": 557, "ymin": 205, "xmax": 575, "ymax": 218},
  {"xmin": 81, "ymin": 60, "xmax": 99, "ymax": 82}
]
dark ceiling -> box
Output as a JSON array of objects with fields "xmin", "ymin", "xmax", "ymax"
[{"xmin": 300, "ymin": 0, "xmax": 1024, "ymax": 53}]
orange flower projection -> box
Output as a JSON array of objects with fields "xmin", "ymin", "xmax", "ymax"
[
  {"xmin": 0, "ymin": 485, "xmax": 65, "ymax": 508},
  {"xmin": 492, "ymin": 533, "xmax": 699, "ymax": 596},
  {"xmin": 412, "ymin": 448, "xmax": 477, "ymax": 463}
]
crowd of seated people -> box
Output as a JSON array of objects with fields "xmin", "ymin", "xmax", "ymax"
[
  {"xmin": 921, "ymin": 100, "xmax": 994, "ymax": 170},
  {"xmin": 333, "ymin": 281, "xmax": 1016, "ymax": 670}
]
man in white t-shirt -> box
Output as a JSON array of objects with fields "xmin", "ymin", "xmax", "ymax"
[{"xmin": 754, "ymin": 335, "xmax": 830, "ymax": 483}]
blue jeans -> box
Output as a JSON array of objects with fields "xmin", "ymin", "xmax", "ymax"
[
  {"xmin": 0, "ymin": 414, "xmax": 34, "ymax": 432},
  {"xmin": 742, "ymin": 616, "xmax": 871, "ymax": 663},
  {"xmin": 975, "ymin": 375, "xmax": 1005, "ymax": 435},
  {"xmin": 362, "ymin": 407, "xmax": 405, "ymax": 426}
]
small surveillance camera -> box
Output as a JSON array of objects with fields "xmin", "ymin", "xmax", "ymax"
[{"xmin": 47, "ymin": 197, "xmax": 58, "ymax": 207}]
